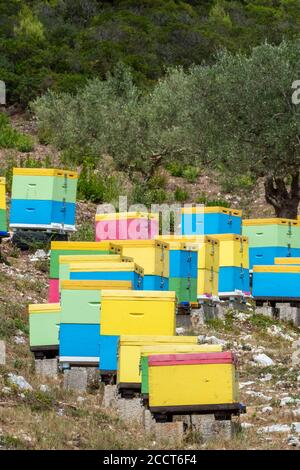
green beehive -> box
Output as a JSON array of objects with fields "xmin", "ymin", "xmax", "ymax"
[
  {"xmin": 60, "ymin": 280, "xmax": 132, "ymax": 324},
  {"xmin": 242, "ymin": 218, "xmax": 300, "ymax": 248},
  {"xmin": 0, "ymin": 177, "xmax": 7, "ymax": 235},
  {"xmin": 50, "ymin": 241, "xmax": 112, "ymax": 278},
  {"xmin": 58, "ymin": 254, "xmax": 123, "ymax": 284},
  {"xmin": 168, "ymin": 277, "xmax": 197, "ymax": 303},
  {"xmin": 29, "ymin": 303, "xmax": 60, "ymax": 351}
]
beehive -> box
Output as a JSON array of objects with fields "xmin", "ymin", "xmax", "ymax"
[
  {"xmin": 181, "ymin": 206, "xmax": 242, "ymax": 236},
  {"xmin": 69, "ymin": 262, "xmax": 144, "ymax": 290},
  {"xmin": 110, "ymin": 240, "xmax": 169, "ymax": 290},
  {"xmin": 140, "ymin": 343, "xmax": 223, "ymax": 397},
  {"xmin": 252, "ymin": 265, "xmax": 300, "ymax": 299},
  {"xmin": 196, "ymin": 268, "xmax": 219, "ymax": 298},
  {"xmin": 29, "ymin": 303, "xmax": 60, "ymax": 353},
  {"xmin": 10, "ymin": 168, "xmax": 78, "ymax": 231},
  {"xmin": 148, "ymin": 352, "xmax": 239, "ymax": 412},
  {"xmin": 59, "ymin": 323, "xmax": 100, "ymax": 365},
  {"xmin": 117, "ymin": 335, "xmax": 199, "ymax": 389},
  {"xmin": 243, "ymin": 218, "xmax": 300, "ymax": 268},
  {"xmin": 95, "ymin": 211, "xmax": 159, "ymax": 241},
  {"xmin": 275, "ymin": 257, "xmax": 300, "ymax": 265},
  {"xmin": 0, "ymin": 177, "xmax": 8, "ymax": 236},
  {"xmin": 99, "ymin": 291, "xmax": 176, "ymax": 373}
]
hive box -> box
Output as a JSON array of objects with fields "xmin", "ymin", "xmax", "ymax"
[
  {"xmin": 59, "ymin": 323, "xmax": 100, "ymax": 365},
  {"xmin": 243, "ymin": 218, "xmax": 300, "ymax": 268},
  {"xmin": 196, "ymin": 268, "xmax": 219, "ymax": 299},
  {"xmin": 252, "ymin": 265, "xmax": 300, "ymax": 299},
  {"xmin": 218, "ymin": 266, "xmax": 250, "ymax": 296},
  {"xmin": 110, "ymin": 240, "xmax": 169, "ymax": 290},
  {"xmin": 10, "ymin": 168, "xmax": 78, "ymax": 231},
  {"xmin": 69, "ymin": 262, "xmax": 144, "ymax": 290},
  {"xmin": 60, "ymin": 280, "xmax": 132, "ymax": 324},
  {"xmin": 168, "ymin": 277, "xmax": 198, "ymax": 303},
  {"xmin": 0, "ymin": 177, "xmax": 8, "ymax": 237},
  {"xmin": 140, "ymin": 344, "xmax": 223, "ymax": 398},
  {"xmin": 29, "ymin": 303, "xmax": 60, "ymax": 356},
  {"xmin": 95, "ymin": 211, "xmax": 159, "ymax": 241},
  {"xmin": 181, "ymin": 206, "xmax": 242, "ymax": 236},
  {"xmin": 117, "ymin": 335, "xmax": 199, "ymax": 391},
  {"xmin": 148, "ymin": 352, "xmax": 240, "ymax": 415},
  {"xmin": 275, "ymin": 257, "xmax": 300, "ymax": 265},
  {"xmin": 48, "ymin": 278, "xmax": 60, "ymax": 303},
  {"xmin": 99, "ymin": 291, "xmax": 176, "ymax": 374}
]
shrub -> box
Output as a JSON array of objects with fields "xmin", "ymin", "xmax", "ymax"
[
  {"xmin": 0, "ymin": 113, "xmax": 34, "ymax": 152},
  {"xmin": 174, "ymin": 187, "xmax": 188, "ymax": 202},
  {"xmin": 182, "ymin": 166, "xmax": 199, "ymax": 183},
  {"xmin": 77, "ymin": 159, "xmax": 120, "ymax": 203}
]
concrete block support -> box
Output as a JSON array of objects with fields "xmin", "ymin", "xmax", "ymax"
[
  {"xmin": 35, "ymin": 358, "xmax": 58, "ymax": 378},
  {"xmin": 63, "ymin": 367, "xmax": 88, "ymax": 393},
  {"xmin": 154, "ymin": 421, "xmax": 184, "ymax": 446}
]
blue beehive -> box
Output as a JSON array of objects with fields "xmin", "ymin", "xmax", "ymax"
[
  {"xmin": 252, "ymin": 265, "xmax": 300, "ymax": 299},
  {"xmin": 218, "ymin": 266, "xmax": 250, "ymax": 294},
  {"xmin": 99, "ymin": 335, "xmax": 119, "ymax": 374},
  {"xmin": 59, "ymin": 323, "xmax": 100, "ymax": 365},
  {"xmin": 143, "ymin": 275, "xmax": 169, "ymax": 290},
  {"xmin": 249, "ymin": 246, "xmax": 300, "ymax": 268},
  {"xmin": 181, "ymin": 207, "xmax": 242, "ymax": 236}
]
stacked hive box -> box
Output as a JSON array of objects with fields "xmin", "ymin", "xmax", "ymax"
[
  {"xmin": 49, "ymin": 241, "xmax": 112, "ymax": 302},
  {"xmin": 110, "ymin": 240, "xmax": 169, "ymax": 290},
  {"xmin": 99, "ymin": 290, "xmax": 176, "ymax": 380},
  {"xmin": 212, "ymin": 234, "xmax": 250, "ymax": 296},
  {"xmin": 140, "ymin": 343, "xmax": 223, "ymax": 401},
  {"xmin": 29, "ymin": 303, "xmax": 61, "ymax": 358},
  {"xmin": 69, "ymin": 261, "xmax": 144, "ymax": 289},
  {"xmin": 147, "ymin": 352, "xmax": 241, "ymax": 418},
  {"xmin": 0, "ymin": 177, "xmax": 8, "ymax": 237},
  {"xmin": 252, "ymin": 265, "xmax": 300, "ymax": 299},
  {"xmin": 167, "ymin": 241, "xmax": 198, "ymax": 303},
  {"xmin": 95, "ymin": 211, "xmax": 159, "ymax": 241},
  {"xmin": 10, "ymin": 168, "xmax": 78, "ymax": 231},
  {"xmin": 59, "ymin": 280, "xmax": 132, "ymax": 366},
  {"xmin": 242, "ymin": 218, "xmax": 300, "ymax": 269},
  {"xmin": 181, "ymin": 207, "xmax": 242, "ymax": 236}
]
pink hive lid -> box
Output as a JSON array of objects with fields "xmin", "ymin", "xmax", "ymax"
[{"xmin": 148, "ymin": 351, "xmax": 236, "ymax": 367}]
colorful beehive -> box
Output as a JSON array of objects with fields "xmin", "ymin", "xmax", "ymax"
[
  {"xmin": 99, "ymin": 290, "xmax": 176, "ymax": 375},
  {"xmin": 167, "ymin": 242, "xmax": 198, "ymax": 303},
  {"xmin": 29, "ymin": 303, "xmax": 60, "ymax": 356},
  {"xmin": 95, "ymin": 211, "xmax": 159, "ymax": 241},
  {"xmin": 212, "ymin": 234, "xmax": 250, "ymax": 296},
  {"xmin": 140, "ymin": 343, "xmax": 223, "ymax": 399},
  {"xmin": 59, "ymin": 280, "xmax": 132, "ymax": 365},
  {"xmin": 69, "ymin": 261, "xmax": 144, "ymax": 289},
  {"xmin": 181, "ymin": 206, "xmax": 242, "ymax": 236},
  {"xmin": 243, "ymin": 218, "xmax": 300, "ymax": 268},
  {"xmin": 117, "ymin": 335, "xmax": 199, "ymax": 391},
  {"xmin": 252, "ymin": 265, "xmax": 300, "ymax": 299},
  {"xmin": 10, "ymin": 168, "xmax": 78, "ymax": 231},
  {"xmin": 49, "ymin": 241, "xmax": 112, "ymax": 302},
  {"xmin": 0, "ymin": 177, "xmax": 8, "ymax": 237},
  {"xmin": 148, "ymin": 352, "xmax": 240, "ymax": 415},
  {"xmin": 275, "ymin": 257, "xmax": 300, "ymax": 265},
  {"xmin": 110, "ymin": 240, "xmax": 169, "ymax": 290}
]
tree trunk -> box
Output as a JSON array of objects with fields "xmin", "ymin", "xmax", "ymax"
[{"xmin": 264, "ymin": 173, "xmax": 300, "ymax": 219}]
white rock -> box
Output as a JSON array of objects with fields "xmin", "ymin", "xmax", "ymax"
[
  {"xmin": 261, "ymin": 406, "xmax": 273, "ymax": 414},
  {"xmin": 241, "ymin": 423, "xmax": 253, "ymax": 429},
  {"xmin": 13, "ymin": 336, "xmax": 26, "ymax": 345},
  {"xmin": 292, "ymin": 422, "xmax": 300, "ymax": 433},
  {"xmin": 77, "ymin": 396, "xmax": 85, "ymax": 404},
  {"xmin": 245, "ymin": 391, "xmax": 272, "ymax": 401},
  {"xmin": 235, "ymin": 312, "xmax": 250, "ymax": 322},
  {"xmin": 29, "ymin": 249, "xmax": 48, "ymax": 261},
  {"xmin": 292, "ymin": 350, "xmax": 300, "ymax": 366},
  {"xmin": 39, "ymin": 384, "xmax": 49, "ymax": 392},
  {"xmin": 206, "ymin": 335, "xmax": 227, "ymax": 345},
  {"xmin": 1, "ymin": 386, "xmax": 11, "ymax": 395},
  {"xmin": 253, "ymin": 353, "xmax": 274, "ymax": 367},
  {"xmin": 280, "ymin": 397, "xmax": 300, "ymax": 407},
  {"xmin": 292, "ymin": 409, "xmax": 300, "ymax": 417},
  {"xmin": 260, "ymin": 373, "xmax": 273, "ymax": 382},
  {"xmin": 292, "ymin": 339, "xmax": 300, "ymax": 349},
  {"xmin": 297, "ymin": 375, "xmax": 300, "ymax": 382},
  {"xmin": 176, "ymin": 327, "xmax": 185, "ymax": 335},
  {"xmin": 288, "ymin": 435, "xmax": 300, "ymax": 447},
  {"xmin": 258, "ymin": 424, "xmax": 291, "ymax": 433},
  {"xmin": 7, "ymin": 373, "xmax": 32, "ymax": 391},
  {"xmin": 239, "ymin": 381, "xmax": 255, "ymax": 389}
]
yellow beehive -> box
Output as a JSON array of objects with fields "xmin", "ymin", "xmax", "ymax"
[
  {"xmin": 148, "ymin": 352, "xmax": 239, "ymax": 409},
  {"xmin": 100, "ymin": 291, "xmax": 176, "ymax": 336},
  {"xmin": 95, "ymin": 211, "xmax": 159, "ymax": 221},
  {"xmin": 68, "ymin": 261, "xmax": 143, "ymax": 275},
  {"xmin": 109, "ymin": 240, "xmax": 158, "ymax": 275},
  {"xmin": 154, "ymin": 241, "xmax": 170, "ymax": 278},
  {"xmin": 0, "ymin": 177, "xmax": 6, "ymax": 210},
  {"xmin": 117, "ymin": 335, "xmax": 199, "ymax": 386},
  {"xmin": 197, "ymin": 268, "xmax": 218, "ymax": 297},
  {"xmin": 275, "ymin": 257, "xmax": 300, "ymax": 265},
  {"xmin": 212, "ymin": 234, "xmax": 249, "ymax": 268}
]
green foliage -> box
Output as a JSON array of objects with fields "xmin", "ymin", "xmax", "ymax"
[
  {"xmin": 0, "ymin": 113, "xmax": 34, "ymax": 152},
  {"xmin": 166, "ymin": 162, "xmax": 184, "ymax": 177},
  {"xmin": 196, "ymin": 193, "xmax": 230, "ymax": 208},
  {"xmin": 70, "ymin": 222, "xmax": 95, "ymax": 242},
  {"xmin": 77, "ymin": 159, "xmax": 120, "ymax": 203},
  {"xmin": 174, "ymin": 187, "xmax": 188, "ymax": 202},
  {"xmin": 182, "ymin": 166, "xmax": 199, "ymax": 183}
]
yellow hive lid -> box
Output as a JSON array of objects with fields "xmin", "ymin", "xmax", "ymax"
[
  {"xmin": 156, "ymin": 235, "xmax": 219, "ymax": 245},
  {"xmin": 101, "ymin": 290, "xmax": 176, "ymax": 301},
  {"xmin": 59, "ymin": 254, "xmax": 121, "ymax": 264},
  {"xmin": 95, "ymin": 212, "xmax": 159, "ymax": 221},
  {"xmin": 0, "ymin": 177, "xmax": 6, "ymax": 184},
  {"xmin": 13, "ymin": 168, "xmax": 77, "ymax": 178},
  {"xmin": 69, "ymin": 261, "xmax": 144, "ymax": 275},
  {"xmin": 140, "ymin": 344, "xmax": 222, "ymax": 355},
  {"xmin": 28, "ymin": 303, "xmax": 61, "ymax": 313},
  {"xmin": 109, "ymin": 240, "xmax": 156, "ymax": 247},
  {"xmin": 275, "ymin": 258, "xmax": 300, "ymax": 265},
  {"xmin": 253, "ymin": 265, "xmax": 300, "ymax": 273},
  {"xmin": 61, "ymin": 280, "xmax": 132, "ymax": 290},
  {"xmin": 181, "ymin": 206, "xmax": 242, "ymax": 216},
  {"xmin": 51, "ymin": 241, "xmax": 111, "ymax": 250},
  {"xmin": 209, "ymin": 234, "xmax": 248, "ymax": 243},
  {"xmin": 120, "ymin": 335, "xmax": 197, "ymax": 345},
  {"xmin": 243, "ymin": 218, "xmax": 300, "ymax": 226}
]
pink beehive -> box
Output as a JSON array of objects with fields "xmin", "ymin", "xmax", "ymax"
[
  {"xmin": 95, "ymin": 212, "xmax": 159, "ymax": 242},
  {"xmin": 48, "ymin": 278, "xmax": 60, "ymax": 303}
]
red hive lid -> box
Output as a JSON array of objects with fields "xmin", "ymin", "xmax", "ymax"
[{"xmin": 148, "ymin": 351, "xmax": 235, "ymax": 367}]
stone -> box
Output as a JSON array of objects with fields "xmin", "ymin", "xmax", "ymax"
[
  {"xmin": 292, "ymin": 409, "xmax": 300, "ymax": 418},
  {"xmin": 117, "ymin": 397, "xmax": 144, "ymax": 425},
  {"xmin": 0, "ymin": 340, "xmax": 6, "ymax": 365},
  {"xmin": 176, "ymin": 327, "xmax": 185, "ymax": 335},
  {"xmin": 291, "ymin": 349, "xmax": 300, "ymax": 366},
  {"xmin": 154, "ymin": 421, "xmax": 184, "ymax": 446},
  {"xmin": 261, "ymin": 406, "xmax": 273, "ymax": 414},
  {"xmin": 255, "ymin": 305, "xmax": 274, "ymax": 318},
  {"xmin": 190, "ymin": 414, "xmax": 235, "ymax": 441},
  {"xmin": 292, "ymin": 339, "xmax": 300, "ymax": 350},
  {"xmin": 259, "ymin": 373, "xmax": 272, "ymax": 382},
  {"xmin": 241, "ymin": 423, "xmax": 253, "ymax": 429},
  {"xmin": 35, "ymin": 358, "xmax": 58, "ymax": 378},
  {"xmin": 287, "ymin": 435, "xmax": 300, "ymax": 447},
  {"xmin": 13, "ymin": 336, "xmax": 26, "ymax": 345},
  {"xmin": 245, "ymin": 391, "xmax": 272, "ymax": 402},
  {"xmin": 258, "ymin": 424, "xmax": 291, "ymax": 433},
  {"xmin": 102, "ymin": 385, "xmax": 118, "ymax": 408},
  {"xmin": 253, "ymin": 353, "xmax": 274, "ymax": 367},
  {"xmin": 292, "ymin": 422, "xmax": 300, "ymax": 433},
  {"xmin": 143, "ymin": 409, "xmax": 156, "ymax": 434},
  {"xmin": 239, "ymin": 381, "xmax": 255, "ymax": 389},
  {"xmin": 63, "ymin": 368, "xmax": 88, "ymax": 393},
  {"xmin": 278, "ymin": 304, "xmax": 300, "ymax": 326},
  {"xmin": 86, "ymin": 368, "xmax": 100, "ymax": 388},
  {"xmin": 280, "ymin": 397, "xmax": 300, "ymax": 407},
  {"xmin": 39, "ymin": 384, "xmax": 49, "ymax": 392},
  {"xmin": 1, "ymin": 386, "xmax": 11, "ymax": 395},
  {"xmin": 7, "ymin": 373, "xmax": 32, "ymax": 391}
]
